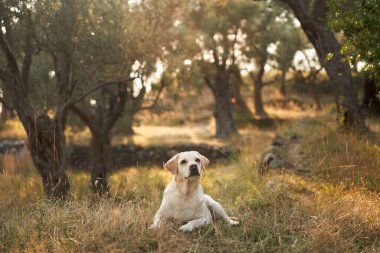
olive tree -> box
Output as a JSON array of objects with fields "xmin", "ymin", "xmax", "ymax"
[
  {"xmin": 279, "ymin": 0, "xmax": 365, "ymax": 129},
  {"xmin": 0, "ymin": 0, "xmax": 78, "ymax": 199}
]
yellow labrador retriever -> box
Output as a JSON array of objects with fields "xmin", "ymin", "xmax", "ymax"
[{"xmin": 150, "ymin": 151, "xmax": 239, "ymax": 231}]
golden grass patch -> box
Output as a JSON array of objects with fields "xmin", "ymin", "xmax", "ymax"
[{"xmin": 1, "ymin": 113, "xmax": 380, "ymax": 252}]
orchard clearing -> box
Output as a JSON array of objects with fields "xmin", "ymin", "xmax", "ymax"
[{"xmin": 1, "ymin": 105, "xmax": 379, "ymax": 253}]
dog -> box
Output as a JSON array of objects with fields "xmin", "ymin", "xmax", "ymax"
[{"xmin": 150, "ymin": 151, "xmax": 239, "ymax": 231}]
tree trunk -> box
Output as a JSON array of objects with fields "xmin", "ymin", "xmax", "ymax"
[
  {"xmin": 70, "ymin": 85, "xmax": 130, "ymax": 195},
  {"xmin": 231, "ymin": 81, "xmax": 252, "ymax": 115},
  {"xmin": 362, "ymin": 75, "xmax": 380, "ymax": 116},
  {"xmin": 89, "ymin": 133, "xmax": 111, "ymax": 196},
  {"xmin": 0, "ymin": 48, "xmax": 69, "ymax": 200},
  {"xmin": 0, "ymin": 107, "xmax": 8, "ymax": 127},
  {"xmin": 213, "ymin": 91, "xmax": 237, "ymax": 139},
  {"xmin": 251, "ymin": 62, "xmax": 267, "ymax": 116},
  {"xmin": 309, "ymin": 81, "xmax": 322, "ymax": 110},
  {"xmin": 0, "ymin": 5, "xmax": 70, "ymax": 200},
  {"xmin": 253, "ymin": 80, "xmax": 266, "ymax": 116},
  {"xmin": 281, "ymin": 0, "xmax": 365, "ymax": 130},
  {"xmin": 124, "ymin": 111, "xmax": 136, "ymax": 136},
  {"xmin": 280, "ymin": 69, "xmax": 287, "ymax": 96},
  {"xmin": 26, "ymin": 115, "xmax": 70, "ymax": 199},
  {"xmin": 230, "ymin": 66, "xmax": 252, "ymax": 115},
  {"xmin": 209, "ymin": 71, "xmax": 237, "ymax": 139}
]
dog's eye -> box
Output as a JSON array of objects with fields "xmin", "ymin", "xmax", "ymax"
[
  {"xmin": 180, "ymin": 160, "xmax": 187, "ymax": 164},
  {"xmin": 195, "ymin": 158, "xmax": 200, "ymax": 163}
]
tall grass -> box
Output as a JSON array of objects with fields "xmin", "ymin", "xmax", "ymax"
[{"xmin": 1, "ymin": 112, "xmax": 380, "ymax": 252}]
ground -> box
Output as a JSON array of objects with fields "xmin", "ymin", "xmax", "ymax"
[{"xmin": 1, "ymin": 101, "xmax": 380, "ymax": 252}]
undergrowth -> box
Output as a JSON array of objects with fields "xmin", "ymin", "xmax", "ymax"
[{"xmin": 1, "ymin": 112, "xmax": 379, "ymax": 252}]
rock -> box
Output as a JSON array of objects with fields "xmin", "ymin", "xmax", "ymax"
[
  {"xmin": 271, "ymin": 136, "xmax": 285, "ymax": 146},
  {"xmin": 0, "ymin": 139, "xmax": 25, "ymax": 154},
  {"xmin": 262, "ymin": 152, "xmax": 286, "ymax": 169},
  {"xmin": 289, "ymin": 134, "xmax": 301, "ymax": 141},
  {"xmin": 263, "ymin": 152, "xmax": 276, "ymax": 167}
]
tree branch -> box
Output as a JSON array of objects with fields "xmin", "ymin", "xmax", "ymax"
[
  {"xmin": 0, "ymin": 30, "xmax": 21, "ymax": 80},
  {"xmin": 59, "ymin": 76, "xmax": 137, "ymax": 115},
  {"xmin": 0, "ymin": 96, "xmax": 14, "ymax": 110},
  {"xmin": 21, "ymin": 10, "xmax": 34, "ymax": 86},
  {"xmin": 69, "ymin": 104, "xmax": 98, "ymax": 133},
  {"xmin": 204, "ymin": 75, "xmax": 215, "ymax": 93},
  {"xmin": 104, "ymin": 85, "xmax": 127, "ymax": 132},
  {"xmin": 140, "ymin": 77, "xmax": 167, "ymax": 110},
  {"xmin": 0, "ymin": 68, "xmax": 12, "ymax": 83}
]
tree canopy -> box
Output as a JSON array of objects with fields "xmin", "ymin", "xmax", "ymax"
[{"xmin": 329, "ymin": 0, "xmax": 380, "ymax": 78}]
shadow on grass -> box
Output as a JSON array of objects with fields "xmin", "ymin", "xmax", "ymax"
[{"xmin": 234, "ymin": 111, "xmax": 286, "ymax": 130}]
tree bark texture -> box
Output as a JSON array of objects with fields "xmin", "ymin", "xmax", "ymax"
[
  {"xmin": 89, "ymin": 133, "xmax": 111, "ymax": 195},
  {"xmin": 70, "ymin": 85, "xmax": 131, "ymax": 195},
  {"xmin": 251, "ymin": 61, "xmax": 267, "ymax": 116},
  {"xmin": 123, "ymin": 109, "xmax": 136, "ymax": 136},
  {"xmin": 281, "ymin": 0, "xmax": 365, "ymax": 129},
  {"xmin": 362, "ymin": 75, "xmax": 380, "ymax": 116},
  {"xmin": 206, "ymin": 69, "xmax": 238, "ymax": 139},
  {"xmin": 230, "ymin": 66, "xmax": 252, "ymax": 114},
  {"xmin": 0, "ymin": 12, "xmax": 70, "ymax": 199}
]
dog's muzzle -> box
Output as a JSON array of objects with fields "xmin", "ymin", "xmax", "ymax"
[{"xmin": 188, "ymin": 164, "xmax": 200, "ymax": 177}]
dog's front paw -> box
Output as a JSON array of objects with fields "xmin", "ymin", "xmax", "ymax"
[
  {"xmin": 179, "ymin": 224, "xmax": 194, "ymax": 232},
  {"xmin": 228, "ymin": 220, "xmax": 239, "ymax": 225},
  {"xmin": 149, "ymin": 223, "xmax": 160, "ymax": 229}
]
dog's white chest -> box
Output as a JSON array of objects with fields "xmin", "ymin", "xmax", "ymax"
[
  {"xmin": 172, "ymin": 197, "xmax": 205, "ymax": 221},
  {"xmin": 163, "ymin": 188, "xmax": 207, "ymax": 222}
]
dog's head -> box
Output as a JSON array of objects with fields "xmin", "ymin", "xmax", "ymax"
[{"xmin": 164, "ymin": 151, "xmax": 209, "ymax": 180}]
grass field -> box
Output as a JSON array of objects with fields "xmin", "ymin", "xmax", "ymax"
[{"xmin": 1, "ymin": 107, "xmax": 380, "ymax": 252}]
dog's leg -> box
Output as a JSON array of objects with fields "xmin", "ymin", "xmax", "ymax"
[
  {"xmin": 179, "ymin": 217, "xmax": 211, "ymax": 232},
  {"xmin": 149, "ymin": 203, "xmax": 166, "ymax": 229},
  {"xmin": 150, "ymin": 212, "xmax": 163, "ymax": 229},
  {"xmin": 204, "ymin": 195, "xmax": 239, "ymax": 225}
]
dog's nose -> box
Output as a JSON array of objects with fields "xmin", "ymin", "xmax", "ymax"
[{"xmin": 189, "ymin": 164, "xmax": 200, "ymax": 177}]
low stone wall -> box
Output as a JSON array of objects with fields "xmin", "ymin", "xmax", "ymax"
[
  {"xmin": 0, "ymin": 139, "xmax": 235, "ymax": 171},
  {"xmin": 0, "ymin": 139, "xmax": 25, "ymax": 154},
  {"xmin": 0, "ymin": 140, "xmax": 236, "ymax": 170},
  {"xmin": 69, "ymin": 143, "xmax": 234, "ymax": 171}
]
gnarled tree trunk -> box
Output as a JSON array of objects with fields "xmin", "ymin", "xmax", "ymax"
[
  {"xmin": 281, "ymin": 0, "xmax": 365, "ymax": 129},
  {"xmin": 70, "ymin": 84, "xmax": 130, "ymax": 196},
  {"xmin": 89, "ymin": 133, "xmax": 111, "ymax": 195},
  {"xmin": 230, "ymin": 65, "xmax": 252, "ymax": 115},
  {"xmin": 0, "ymin": 12, "xmax": 70, "ymax": 199},
  {"xmin": 27, "ymin": 115, "xmax": 70, "ymax": 199},
  {"xmin": 231, "ymin": 81, "xmax": 252, "ymax": 114},
  {"xmin": 253, "ymin": 80, "xmax": 265, "ymax": 116},
  {"xmin": 362, "ymin": 75, "xmax": 380, "ymax": 116},
  {"xmin": 251, "ymin": 61, "xmax": 267, "ymax": 116},
  {"xmin": 205, "ymin": 69, "xmax": 237, "ymax": 139},
  {"xmin": 1, "ymin": 78, "xmax": 70, "ymax": 199},
  {"xmin": 123, "ymin": 112, "xmax": 135, "ymax": 136},
  {"xmin": 213, "ymin": 89, "xmax": 237, "ymax": 139}
]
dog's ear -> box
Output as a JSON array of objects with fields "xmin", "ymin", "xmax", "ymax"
[
  {"xmin": 195, "ymin": 151, "xmax": 209, "ymax": 171},
  {"xmin": 164, "ymin": 154, "xmax": 179, "ymax": 174}
]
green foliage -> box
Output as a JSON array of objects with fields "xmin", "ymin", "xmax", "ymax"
[
  {"xmin": 1, "ymin": 0, "xmax": 180, "ymax": 115},
  {"xmin": 329, "ymin": 0, "xmax": 380, "ymax": 78}
]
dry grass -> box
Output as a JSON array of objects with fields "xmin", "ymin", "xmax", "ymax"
[
  {"xmin": 0, "ymin": 120, "xmax": 27, "ymax": 140},
  {"xmin": 1, "ymin": 110, "xmax": 380, "ymax": 252}
]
